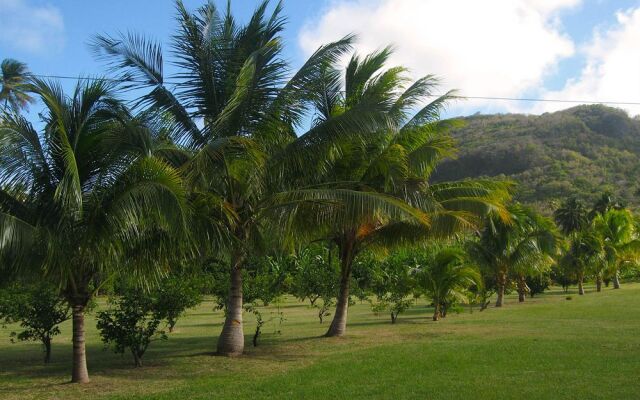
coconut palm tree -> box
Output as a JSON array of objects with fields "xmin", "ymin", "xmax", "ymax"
[
  {"xmin": 412, "ymin": 246, "xmax": 481, "ymax": 321},
  {"xmin": 91, "ymin": 0, "xmax": 403, "ymax": 356},
  {"xmin": 591, "ymin": 209, "xmax": 640, "ymax": 290},
  {"xmin": 560, "ymin": 231, "xmax": 605, "ymax": 295},
  {"xmin": 0, "ymin": 59, "xmax": 34, "ymax": 114},
  {"xmin": 0, "ymin": 78, "xmax": 188, "ymax": 383},
  {"xmin": 470, "ymin": 204, "xmax": 558, "ymax": 307},
  {"xmin": 294, "ymin": 48, "xmax": 512, "ymax": 336}
]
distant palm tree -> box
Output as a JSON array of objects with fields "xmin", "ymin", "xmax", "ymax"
[
  {"xmin": 591, "ymin": 209, "xmax": 640, "ymax": 290},
  {"xmin": 470, "ymin": 204, "xmax": 558, "ymax": 306},
  {"xmin": 0, "ymin": 59, "xmax": 34, "ymax": 114},
  {"xmin": 554, "ymin": 197, "xmax": 588, "ymax": 235},
  {"xmin": 560, "ymin": 231, "xmax": 604, "ymax": 295},
  {"xmin": 0, "ymin": 78, "xmax": 188, "ymax": 383},
  {"xmin": 412, "ymin": 246, "xmax": 481, "ymax": 321}
]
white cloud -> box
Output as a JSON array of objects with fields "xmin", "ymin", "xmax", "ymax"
[
  {"xmin": 0, "ymin": 0, "xmax": 64, "ymax": 54},
  {"xmin": 299, "ymin": 0, "xmax": 581, "ymax": 114},
  {"xmin": 533, "ymin": 7, "xmax": 640, "ymax": 116}
]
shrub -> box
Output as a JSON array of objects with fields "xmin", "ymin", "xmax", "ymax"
[{"xmin": 96, "ymin": 289, "xmax": 167, "ymax": 367}]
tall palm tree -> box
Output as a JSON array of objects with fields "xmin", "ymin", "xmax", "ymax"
[
  {"xmin": 0, "ymin": 78, "xmax": 188, "ymax": 383},
  {"xmin": 0, "ymin": 59, "xmax": 34, "ymax": 114},
  {"xmin": 412, "ymin": 246, "xmax": 481, "ymax": 321},
  {"xmin": 294, "ymin": 48, "xmax": 512, "ymax": 336},
  {"xmin": 91, "ymin": 0, "xmax": 398, "ymax": 355},
  {"xmin": 470, "ymin": 204, "xmax": 558, "ymax": 307},
  {"xmin": 592, "ymin": 209, "xmax": 640, "ymax": 290}
]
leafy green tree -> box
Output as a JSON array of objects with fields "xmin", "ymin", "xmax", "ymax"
[
  {"xmin": 97, "ymin": 288, "xmax": 168, "ymax": 367},
  {"xmin": 0, "ymin": 282, "xmax": 70, "ymax": 364},
  {"xmin": 412, "ymin": 246, "xmax": 480, "ymax": 321},
  {"xmin": 470, "ymin": 204, "xmax": 558, "ymax": 306},
  {"xmin": 0, "ymin": 59, "xmax": 34, "ymax": 114},
  {"xmin": 369, "ymin": 251, "xmax": 415, "ymax": 324},
  {"xmin": 0, "ymin": 79, "xmax": 188, "ymax": 383},
  {"xmin": 155, "ymin": 275, "xmax": 203, "ymax": 332}
]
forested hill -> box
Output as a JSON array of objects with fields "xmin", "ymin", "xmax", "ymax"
[{"xmin": 432, "ymin": 105, "xmax": 640, "ymax": 211}]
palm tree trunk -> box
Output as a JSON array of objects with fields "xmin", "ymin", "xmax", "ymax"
[
  {"xmin": 326, "ymin": 239, "xmax": 355, "ymax": 337},
  {"xmin": 613, "ymin": 272, "xmax": 621, "ymax": 289},
  {"xmin": 578, "ymin": 274, "xmax": 585, "ymax": 295},
  {"xmin": 495, "ymin": 272, "xmax": 506, "ymax": 307},
  {"xmin": 596, "ymin": 276, "xmax": 602, "ymax": 292},
  {"xmin": 217, "ymin": 254, "xmax": 245, "ymax": 356},
  {"xmin": 71, "ymin": 304, "xmax": 90, "ymax": 383},
  {"xmin": 517, "ymin": 276, "xmax": 526, "ymax": 303},
  {"xmin": 432, "ymin": 302, "xmax": 440, "ymax": 321}
]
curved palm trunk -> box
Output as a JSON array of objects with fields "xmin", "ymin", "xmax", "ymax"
[
  {"xmin": 71, "ymin": 304, "xmax": 89, "ymax": 383},
  {"xmin": 495, "ymin": 271, "xmax": 506, "ymax": 307},
  {"xmin": 578, "ymin": 273, "xmax": 585, "ymax": 295},
  {"xmin": 432, "ymin": 302, "xmax": 440, "ymax": 321},
  {"xmin": 326, "ymin": 238, "xmax": 355, "ymax": 337},
  {"xmin": 217, "ymin": 255, "xmax": 245, "ymax": 356},
  {"xmin": 613, "ymin": 272, "xmax": 621, "ymax": 289}
]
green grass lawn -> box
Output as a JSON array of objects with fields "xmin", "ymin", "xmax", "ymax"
[{"xmin": 2, "ymin": 284, "xmax": 640, "ymax": 399}]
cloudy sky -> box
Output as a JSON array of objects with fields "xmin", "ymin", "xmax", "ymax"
[{"xmin": 1, "ymin": 0, "xmax": 640, "ymax": 116}]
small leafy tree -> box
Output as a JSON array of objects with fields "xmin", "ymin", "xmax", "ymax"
[
  {"xmin": 155, "ymin": 275, "xmax": 203, "ymax": 333},
  {"xmin": 526, "ymin": 273, "xmax": 551, "ymax": 297},
  {"xmin": 369, "ymin": 251, "xmax": 415, "ymax": 324},
  {"xmin": 97, "ymin": 288, "xmax": 167, "ymax": 367},
  {"xmin": 0, "ymin": 282, "xmax": 70, "ymax": 363},
  {"xmin": 290, "ymin": 245, "xmax": 340, "ymax": 323}
]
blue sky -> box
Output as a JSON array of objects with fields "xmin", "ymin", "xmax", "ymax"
[{"xmin": 2, "ymin": 0, "xmax": 640, "ymax": 116}]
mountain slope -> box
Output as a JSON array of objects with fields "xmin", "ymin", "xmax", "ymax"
[{"xmin": 433, "ymin": 105, "xmax": 640, "ymax": 210}]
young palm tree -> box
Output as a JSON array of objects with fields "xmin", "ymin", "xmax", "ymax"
[
  {"xmin": 0, "ymin": 59, "xmax": 34, "ymax": 114},
  {"xmin": 470, "ymin": 204, "xmax": 558, "ymax": 307},
  {"xmin": 294, "ymin": 48, "xmax": 512, "ymax": 336},
  {"xmin": 0, "ymin": 78, "xmax": 188, "ymax": 383},
  {"xmin": 591, "ymin": 209, "xmax": 640, "ymax": 290},
  {"xmin": 412, "ymin": 246, "xmax": 481, "ymax": 321}
]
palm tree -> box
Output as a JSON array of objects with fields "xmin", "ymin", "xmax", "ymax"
[
  {"xmin": 91, "ymin": 0, "xmax": 396, "ymax": 355},
  {"xmin": 0, "ymin": 78, "xmax": 188, "ymax": 383},
  {"xmin": 470, "ymin": 204, "xmax": 558, "ymax": 306},
  {"xmin": 560, "ymin": 231, "xmax": 605, "ymax": 295},
  {"xmin": 554, "ymin": 197, "xmax": 588, "ymax": 236},
  {"xmin": 591, "ymin": 209, "xmax": 640, "ymax": 290},
  {"xmin": 294, "ymin": 48, "xmax": 511, "ymax": 336},
  {"xmin": 0, "ymin": 59, "xmax": 34, "ymax": 114},
  {"xmin": 412, "ymin": 246, "xmax": 481, "ymax": 321}
]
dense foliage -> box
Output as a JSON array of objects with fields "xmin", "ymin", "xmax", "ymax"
[{"xmin": 433, "ymin": 105, "xmax": 640, "ymax": 210}]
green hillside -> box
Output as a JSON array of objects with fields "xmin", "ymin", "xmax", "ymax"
[{"xmin": 434, "ymin": 105, "xmax": 640, "ymax": 210}]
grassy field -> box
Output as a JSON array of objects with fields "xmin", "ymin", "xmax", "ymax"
[{"xmin": 2, "ymin": 284, "xmax": 640, "ymax": 399}]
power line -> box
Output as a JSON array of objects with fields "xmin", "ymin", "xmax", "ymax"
[{"xmin": 28, "ymin": 73, "xmax": 640, "ymax": 107}]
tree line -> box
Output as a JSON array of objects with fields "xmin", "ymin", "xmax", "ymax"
[{"xmin": 0, "ymin": 0, "xmax": 637, "ymax": 384}]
